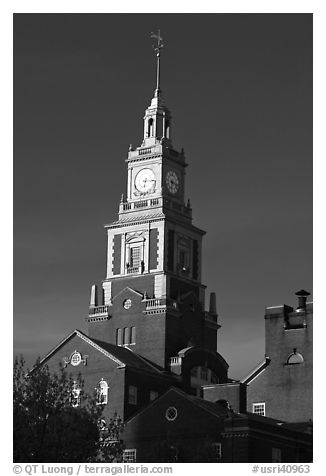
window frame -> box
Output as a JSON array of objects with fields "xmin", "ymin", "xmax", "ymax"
[
  {"xmin": 128, "ymin": 385, "xmax": 138, "ymax": 405},
  {"xmin": 71, "ymin": 381, "xmax": 81, "ymax": 408},
  {"xmin": 252, "ymin": 402, "xmax": 265, "ymax": 416},
  {"xmin": 96, "ymin": 379, "xmax": 109, "ymax": 405},
  {"xmin": 123, "ymin": 449, "xmax": 137, "ymax": 463}
]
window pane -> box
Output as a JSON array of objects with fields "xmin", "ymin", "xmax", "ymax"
[
  {"xmin": 253, "ymin": 403, "xmax": 265, "ymax": 416},
  {"xmin": 117, "ymin": 328, "xmax": 123, "ymax": 346},
  {"xmin": 123, "ymin": 449, "xmax": 137, "ymax": 463},
  {"xmin": 131, "ymin": 326, "xmax": 136, "ymax": 344},
  {"xmin": 130, "ymin": 247, "xmax": 141, "ymax": 268},
  {"xmin": 128, "ymin": 385, "xmax": 137, "ymax": 405},
  {"xmin": 124, "ymin": 327, "xmax": 130, "ymax": 345}
]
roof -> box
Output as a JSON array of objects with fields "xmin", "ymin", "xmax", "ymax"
[
  {"xmin": 89, "ymin": 336, "xmax": 167, "ymax": 374},
  {"xmin": 224, "ymin": 412, "xmax": 313, "ymax": 441},
  {"xmin": 35, "ymin": 329, "xmax": 172, "ymax": 376},
  {"xmin": 125, "ymin": 386, "xmax": 229, "ymax": 424}
]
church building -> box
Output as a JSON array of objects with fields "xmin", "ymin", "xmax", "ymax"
[
  {"xmin": 38, "ymin": 32, "xmax": 229, "ymax": 424},
  {"xmin": 35, "ymin": 33, "xmax": 312, "ymax": 462}
]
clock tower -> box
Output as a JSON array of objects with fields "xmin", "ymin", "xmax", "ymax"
[{"xmin": 87, "ymin": 33, "xmax": 220, "ymax": 370}]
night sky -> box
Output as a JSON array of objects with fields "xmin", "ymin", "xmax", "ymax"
[{"xmin": 14, "ymin": 13, "xmax": 312, "ymax": 379}]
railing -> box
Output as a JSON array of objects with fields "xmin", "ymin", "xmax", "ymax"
[
  {"xmin": 134, "ymin": 200, "xmax": 148, "ymax": 208},
  {"xmin": 127, "ymin": 266, "xmax": 140, "ymax": 274},
  {"xmin": 119, "ymin": 196, "xmax": 192, "ymax": 218},
  {"xmin": 89, "ymin": 305, "xmax": 110, "ymax": 317},
  {"xmin": 170, "ymin": 356, "xmax": 182, "ymax": 365},
  {"xmin": 144, "ymin": 298, "xmax": 178, "ymax": 311},
  {"xmin": 120, "ymin": 197, "xmax": 163, "ymax": 213},
  {"xmin": 138, "ymin": 147, "xmax": 152, "ymax": 155}
]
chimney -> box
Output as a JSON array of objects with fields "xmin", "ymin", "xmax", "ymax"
[
  {"xmin": 295, "ymin": 289, "xmax": 310, "ymax": 310},
  {"xmin": 209, "ymin": 292, "xmax": 217, "ymax": 315},
  {"xmin": 90, "ymin": 284, "xmax": 98, "ymax": 308}
]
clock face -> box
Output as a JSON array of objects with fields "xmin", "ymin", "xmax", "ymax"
[
  {"xmin": 166, "ymin": 170, "xmax": 179, "ymax": 194},
  {"xmin": 135, "ymin": 168, "xmax": 156, "ymax": 193}
]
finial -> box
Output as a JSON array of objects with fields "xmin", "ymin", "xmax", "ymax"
[
  {"xmin": 129, "ymin": 143, "xmax": 133, "ymax": 151},
  {"xmin": 150, "ymin": 30, "xmax": 163, "ymax": 96},
  {"xmin": 120, "ymin": 193, "xmax": 124, "ymax": 203}
]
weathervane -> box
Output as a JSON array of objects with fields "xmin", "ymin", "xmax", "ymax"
[{"xmin": 150, "ymin": 29, "xmax": 163, "ymax": 93}]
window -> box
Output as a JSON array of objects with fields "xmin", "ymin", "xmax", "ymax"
[
  {"xmin": 130, "ymin": 326, "xmax": 136, "ymax": 344},
  {"xmin": 165, "ymin": 406, "xmax": 178, "ymax": 421},
  {"xmin": 116, "ymin": 328, "xmax": 123, "ymax": 346},
  {"xmin": 211, "ymin": 373, "xmax": 219, "ymax": 384},
  {"xmin": 165, "ymin": 120, "xmax": 170, "ymax": 139},
  {"xmin": 128, "ymin": 385, "xmax": 138, "ymax": 405},
  {"xmin": 123, "ymin": 298, "xmax": 132, "ymax": 310},
  {"xmin": 123, "ymin": 449, "xmax": 137, "ymax": 463},
  {"xmin": 252, "ymin": 402, "xmax": 265, "ymax": 416},
  {"xmin": 287, "ymin": 349, "xmax": 304, "ymax": 365},
  {"xmin": 130, "ymin": 246, "xmax": 141, "ymax": 268},
  {"xmin": 150, "ymin": 390, "xmax": 159, "ymax": 401},
  {"xmin": 124, "ymin": 327, "xmax": 130, "ymax": 345},
  {"xmin": 272, "ymin": 447, "xmax": 282, "ymax": 463},
  {"xmin": 190, "ymin": 367, "xmax": 198, "ymax": 377},
  {"xmin": 96, "ymin": 379, "xmax": 108, "ymax": 405},
  {"xmin": 147, "ymin": 117, "xmax": 154, "ymax": 137},
  {"xmin": 70, "ymin": 351, "xmax": 82, "ymax": 366},
  {"xmin": 71, "ymin": 381, "xmax": 81, "ymax": 407},
  {"xmin": 117, "ymin": 327, "xmax": 136, "ymax": 346},
  {"xmin": 200, "ymin": 367, "xmax": 208, "ymax": 381},
  {"xmin": 211, "ymin": 442, "xmax": 222, "ymax": 461}
]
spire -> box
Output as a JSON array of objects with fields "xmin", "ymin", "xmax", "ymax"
[
  {"xmin": 151, "ymin": 30, "xmax": 163, "ymax": 98},
  {"xmin": 141, "ymin": 30, "xmax": 172, "ymax": 147}
]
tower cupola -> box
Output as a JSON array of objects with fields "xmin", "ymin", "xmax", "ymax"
[{"xmin": 142, "ymin": 30, "xmax": 172, "ymax": 147}]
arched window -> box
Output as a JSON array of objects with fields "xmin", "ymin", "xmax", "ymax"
[
  {"xmin": 287, "ymin": 349, "xmax": 304, "ymax": 365},
  {"xmin": 147, "ymin": 118, "xmax": 154, "ymax": 137},
  {"xmin": 96, "ymin": 379, "xmax": 109, "ymax": 405},
  {"xmin": 71, "ymin": 381, "xmax": 81, "ymax": 407},
  {"xmin": 116, "ymin": 328, "xmax": 123, "ymax": 346},
  {"xmin": 165, "ymin": 120, "xmax": 170, "ymax": 139}
]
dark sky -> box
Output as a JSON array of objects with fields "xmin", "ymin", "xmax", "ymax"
[{"xmin": 14, "ymin": 13, "xmax": 312, "ymax": 379}]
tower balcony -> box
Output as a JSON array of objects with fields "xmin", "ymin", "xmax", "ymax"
[
  {"xmin": 119, "ymin": 197, "xmax": 192, "ymax": 219},
  {"xmin": 119, "ymin": 197, "xmax": 162, "ymax": 213},
  {"xmin": 88, "ymin": 305, "xmax": 111, "ymax": 319},
  {"xmin": 143, "ymin": 297, "xmax": 180, "ymax": 315}
]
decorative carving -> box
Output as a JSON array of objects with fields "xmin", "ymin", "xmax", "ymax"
[{"xmin": 63, "ymin": 350, "xmax": 88, "ymax": 368}]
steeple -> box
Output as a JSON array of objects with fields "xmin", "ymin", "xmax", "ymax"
[
  {"xmin": 142, "ymin": 31, "xmax": 172, "ymax": 147},
  {"xmin": 151, "ymin": 30, "xmax": 163, "ymax": 99}
]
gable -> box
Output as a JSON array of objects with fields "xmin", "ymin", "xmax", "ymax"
[
  {"xmin": 112, "ymin": 286, "xmax": 144, "ymax": 302},
  {"xmin": 124, "ymin": 388, "xmax": 225, "ymax": 441},
  {"xmin": 36, "ymin": 330, "xmax": 125, "ymax": 372}
]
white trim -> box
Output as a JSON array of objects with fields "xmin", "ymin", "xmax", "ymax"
[
  {"xmin": 241, "ymin": 358, "xmax": 269, "ymax": 384},
  {"xmin": 165, "ymin": 406, "xmax": 178, "ymax": 422},
  {"xmin": 123, "ymin": 449, "xmax": 137, "ymax": 463},
  {"xmin": 265, "ymin": 305, "xmax": 285, "ymax": 309},
  {"xmin": 36, "ymin": 329, "xmax": 126, "ymax": 369},
  {"xmin": 112, "ymin": 286, "xmax": 144, "ymax": 301},
  {"xmin": 252, "ymin": 402, "xmax": 266, "ymax": 416}
]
